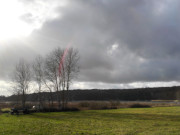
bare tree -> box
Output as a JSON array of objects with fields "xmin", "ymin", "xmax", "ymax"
[
  {"xmin": 40, "ymin": 47, "xmax": 80, "ymax": 110},
  {"xmin": 64, "ymin": 48, "xmax": 80, "ymax": 105},
  {"xmin": 57, "ymin": 47, "xmax": 80, "ymax": 108},
  {"xmin": 44, "ymin": 48, "xmax": 63, "ymax": 108},
  {"xmin": 12, "ymin": 59, "xmax": 31, "ymax": 109},
  {"xmin": 32, "ymin": 55, "xmax": 44, "ymax": 109}
]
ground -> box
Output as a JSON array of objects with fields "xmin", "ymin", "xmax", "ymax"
[{"xmin": 0, "ymin": 107, "xmax": 180, "ymax": 135}]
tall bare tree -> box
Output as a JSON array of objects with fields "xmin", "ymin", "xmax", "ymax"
[
  {"xmin": 32, "ymin": 55, "xmax": 44, "ymax": 109},
  {"xmin": 64, "ymin": 48, "xmax": 80, "ymax": 105},
  {"xmin": 43, "ymin": 47, "xmax": 80, "ymax": 109},
  {"xmin": 13, "ymin": 59, "xmax": 31, "ymax": 109},
  {"xmin": 44, "ymin": 48, "xmax": 63, "ymax": 108}
]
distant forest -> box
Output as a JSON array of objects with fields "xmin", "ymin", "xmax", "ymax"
[{"xmin": 1, "ymin": 86, "xmax": 180, "ymax": 102}]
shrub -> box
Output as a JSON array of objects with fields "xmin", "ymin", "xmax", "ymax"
[
  {"xmin": 78, "ymin": 101, "xmax": 118, "ymax": 110},
  {"xmin": 89, "ymin": 102, "xmax": 109, "ymax": 110},
  {"xmin": 39, "ymin": 107, "xmax": 79, "ymax": 112},
  {"xmin": 61, "ymin": 107, "xmax": 79, "ymax": 112},
  {"xmin": 129, "ymin": 103, "xmax": 151, "ymax": 108},
  {"xmin": 109, "ymin": 101, "xmax": 121, "ymax": 108},
  {"xmin": 79, "ymin": 102, "xmax": 90, "ymax": 107}
]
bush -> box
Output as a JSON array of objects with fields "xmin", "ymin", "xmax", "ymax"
[
  {"xmin": 79, "ymin": 102, "xmax": 90, "ymax": 107},
  {"xmin": 109, "ymin": 101, "xmax": 121, "ymax": 108},
  {"xmin": 89, "ymin": 102, "xmax": 109, "ymax": 110},
  {"xmin": 78, "ymin": 101, "xmax": 118, "ymax": 110},
  {"xmin": 129, "ymin": 103, "xmax": 151, "ymax": 108},
  {"xmin": 62, "ymin": 107, "xmax": 79, "ymax": 112},
  {"xmin": 39, "ymin": 107, "xmax": 79, "ymax": 112}
]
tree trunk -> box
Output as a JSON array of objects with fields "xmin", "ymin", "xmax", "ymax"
[{"xmin": 22, "ymin": 89, "xmax": 25, "ymax": 109}]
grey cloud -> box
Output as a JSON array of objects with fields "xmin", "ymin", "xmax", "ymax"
[
  {"xmin": 1, "ymin": 0, "xmax": 180, "ymax": 86},
  {"xmin": 23, "ymin": 0, "xmax": 180, "ymax": 83},
  {"xmin": 0, "ymin": 40, "xmax": 37, "ymax": 80}
]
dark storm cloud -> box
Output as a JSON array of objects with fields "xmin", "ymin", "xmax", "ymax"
[{"xmin": 1, "ymin": 0, "xmax": 180, "ymax": 85}]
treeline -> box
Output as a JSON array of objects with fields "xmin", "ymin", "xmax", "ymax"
[
  {"xmin": 0, "ymin": 96, "xmax": 6, "ymax": 101},
  {"xmin": 3, "ymin": 86, "xmax": 180, "ymax": 102}
]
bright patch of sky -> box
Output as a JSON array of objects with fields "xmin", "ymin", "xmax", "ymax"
[
  {"xmin": 0, "ymin": 0, "xmax": 67, "ymax": 41},
  {"xmin": 107, "ymin": 43, "xmax": 119, "ymax": 55}
]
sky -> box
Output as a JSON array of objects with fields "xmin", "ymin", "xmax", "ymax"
[{"xmin": 0, "ymin": 0, "xmax": 180, "ymax": 95}]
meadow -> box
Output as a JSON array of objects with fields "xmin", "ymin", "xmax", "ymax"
[{"xmin": 0, "ymin": 106, "xmax": 180, "ymax": 135}]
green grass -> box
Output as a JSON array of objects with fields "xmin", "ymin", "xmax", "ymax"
[{"xmin": 0, "ymin": 107, "xmax": 180, "ymax": 135}]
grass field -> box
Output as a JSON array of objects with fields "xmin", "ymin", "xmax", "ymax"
[{"xmin": 0, "ymin": 107, "xmax": 180, "ymax": 135}]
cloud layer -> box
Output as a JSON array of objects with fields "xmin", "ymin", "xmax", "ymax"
[{"xmin": 1, "ymin": 0, "xmax": 180, "ymax": 94}]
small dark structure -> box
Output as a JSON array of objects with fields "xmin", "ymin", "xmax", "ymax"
[
  {"xmin": 10, "ymin": 108, "xmax": 19, "ymax": 115},
  {"xmin": 10, "ymin": 108, "xmax": 29, "ymax": 115}
]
